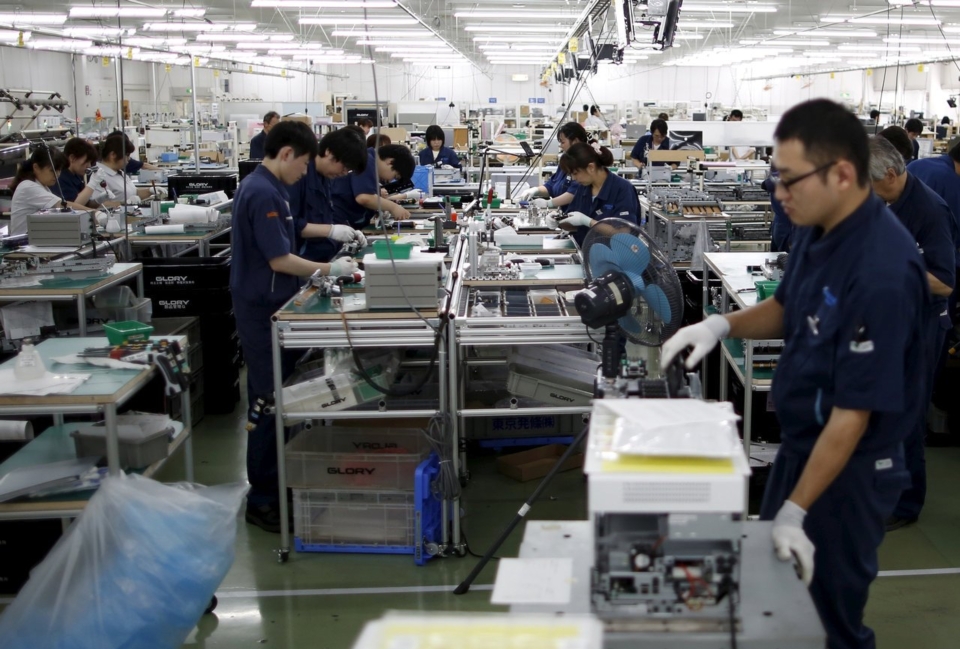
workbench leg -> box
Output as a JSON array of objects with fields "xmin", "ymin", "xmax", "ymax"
[
  {"xmin": 53, "ymin": 413, "xmax": 64, "ymax": 428},
  {"xmin": 77, "ymin": 296, "xmax": 87, "ymax": 337},
  {"xmin": 104, "ymin": 403, "xmax": 121, "ymax": 477},
  {"xmin": 136, "ymin": 271, "xmax": 144, "ymax": 298},
  {"xmin": 181, "ymin": 388, "xmax": 195, "ymax": 482},
  {"xmin": 438, "ymin": 329, "xmax": 450, "ymax": 549},
  {"xmin": 744, "ymin": 343, "xmax": 754, "ymax": 453},
  {"xmin": 701, "ymin": 267, "xmax": 710, "ymax": 397},
  {"xmin": 200, "ymin": 239, "xmax": 209, "ymax": 257},
  {"xmin": 272, "ymin": 322, "xmax": 291, "ymax": 562}
]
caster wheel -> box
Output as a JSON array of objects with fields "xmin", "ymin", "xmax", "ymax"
[
  {"xmin": 278, "ymin": 550, "xmax": 290, "ymax": 564},
  {"xmin": 204, "ymin": 596, "xmax": 218, "ymax": 614}
]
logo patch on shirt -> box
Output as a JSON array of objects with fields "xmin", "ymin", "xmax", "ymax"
[
  {"xmin": 850, "ymin": 340, "xmax": 875, "ymax": 353},
  {"xmin": 875, "ymin": 458, "xmax": 893, "ymax": 471},
  {"xmin": 266, "ymin": 211, "xmax": 279, "ymax": 219}
]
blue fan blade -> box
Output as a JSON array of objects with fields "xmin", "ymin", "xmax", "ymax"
[
  {"xmin": 642, "ymin": 284, "xmax": 672, "ymax": 323},
  {"xmin": 619, "ymin": 312, "xmax": 642, "ymax": 336},
  {"xmin": 588, "ymin": 244, "xmax": 620, "ymax": 278},
  {"xmin": 625, "ymin": 270, "xmax": 646, "ymax": 293},
  {"xmin": 610, "ymin": 233, "xmax": 651, "ymax": 277}
]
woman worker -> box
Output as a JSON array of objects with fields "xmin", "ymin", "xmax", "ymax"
[
  {"xmin": 75, "ymin": 133, "xmax": 153, "ymax": 207},
  {"xmin": 418, "ymin": 125, "xmax": 461, "ymax": 168},
  {"xmin": 10, "ymin": 146, "xmax": 91, "ymax": 235},
  {"xmin": 518, "ymin": 122, "xmax": 588, "ymax": 211}
]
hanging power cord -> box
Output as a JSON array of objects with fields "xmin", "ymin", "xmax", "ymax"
[{"xmin": 925, "ymin": 3, "xmax": 960, "ymax": 77}]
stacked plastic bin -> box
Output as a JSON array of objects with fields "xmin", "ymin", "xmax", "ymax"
[{"xmin": 284, "ymin": 426, "xmax": 442, "ymax": 565}]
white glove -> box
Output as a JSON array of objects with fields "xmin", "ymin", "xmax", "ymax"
[
  {"xmin": 559, "ymin": 211, "xmax": 593, "ymax": 229},
  {"xmin": 328, "ymin": 257, "xmax": 358, "ymax": 277},
  {"xmin": 772, "ymin": 500, "xmax": 815, "ymax": 587},
  {"xmin": 532, "ymin": 198, "xmax": 553, "ymax": 209},
  {"xmin": 355, "ymin": 231, "xmax": 368, "ymax": 248},
  {"xmin": 441, "ymin": 164, "xmax": 455, "ymax": 170},
  {"xmin": 329, "ymin": 224, "xmax": 363, "ymax": 243},
  {"xmin": 519, "ymin": 187, "xmax": 541, "ymax": 201},
  {"xmin": 544, "ymin": 214, "xmax": 559, "ymax": 229},
  {"xmin": 660, "ymin": 314, "xmax": 730, "ymax": 369}
]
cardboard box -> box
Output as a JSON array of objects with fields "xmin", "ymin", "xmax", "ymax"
[{"xmin": 496, "ymin": 443, "xmax": 584, "ymax": 482}]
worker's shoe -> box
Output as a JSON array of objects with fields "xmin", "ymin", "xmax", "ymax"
[
  {"xmin": 885, "ymin": 516, "xmax": 918, "ymax": 532},
  {"xmin": 245, "ymin": 503, "xmax": 284, "ymax": 534}
]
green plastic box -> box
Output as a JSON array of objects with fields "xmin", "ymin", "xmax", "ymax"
[
  {"xmin": 754, "ymin": 280, "xmax": 780, "ymax": 301},
  {"xmin": 373, "ymin": 239, "xmax": 413, "ymax": 260},
  {"xmin": 104, "ymin": 321, "xmax": 154, "ymax": 345}
]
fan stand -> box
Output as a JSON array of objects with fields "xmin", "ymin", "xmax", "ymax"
[{"xmin": 601, "ymin": 322, "xmax": 622, "ymax": 380}]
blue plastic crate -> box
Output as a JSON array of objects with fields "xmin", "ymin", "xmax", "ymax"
[{"xmin": 293, "ymin": 454, "xmax": 441, "ymax": 566}]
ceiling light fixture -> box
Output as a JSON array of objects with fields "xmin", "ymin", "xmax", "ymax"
[
  {"xmin": 773, "ymin": 29, "xmax": 876, "ymax": 37},
  {"xmin": 453, "ymin": 11, "xmax": 580, "ymax": 19},
  {"xmin": 0, "ymin": 13, "xmax": 68, "ymax": 25},
  {"xmin": 0, "ymin": 29, "xmax": 29, "ymax": 42},
  {"xmin": 298, "ymin": 17, "xmax": 418, "ymax": 25},
  {"xmin": 27, "ymin": 37, "xmax": 93, "ymax": 50},
  {"xmin": 252, "ymin": 0, "xmax": 397, "ymax": 6},
  {"xmin": 69, "ymin": 7, "xmax": 166, "ymax": 18},
  {"xmin": 464, "ymin": 24, "xmax": 572, "ymax": 32},
  {"xmin": 680, "ymin": 3, "xmax": 777, "ymax": 12},
  {"xmin": 331, "ymin": 29, "xmax": 426, "ymax": 37},
  {"xmin": 62, "ymin": 27, "xmax": 136, "ymax": 37},
  {"xmin": 820, "ymin": 15, "xmax": 941, "ymax": 25},
  {"xmin": 472, "ymin": 36, "xmax": 563, "ymax": 42},
  {"xmin": 196, "ymin": 33, "xmax": 296, "ymax": 42},
  {"xmin": 740, "ymin": 39, "xmax": 831, "ymax": 46},
  {"xmin": 143, "ymin": 23, "xmax": 258, "ymax": 32}
]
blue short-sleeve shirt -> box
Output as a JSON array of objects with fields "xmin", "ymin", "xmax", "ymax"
[
  {"xmin": 908, "ymin": 155, "xmax": 960, "ymax": 266},
  {"xmin": 288, "ymin": 160, "xmax": 343, "ymax": 263},
  {"xmin": 52, "ymin": 170, "xmax": 86, "ymax": 203},
  {"xmin": 772, "ymin": 194, "xmax": 929, "ymax": 454},
  {"xmin": 331, "ymin": 148, "xmax": 380, "ymax": 230},
  {"xmin": 418, "ymin": 146, "xmax": 461, "ymax": 169},
  {"xmin": 566, "ymin": 171, "xmax": 640, "ymax": 246},
  {"xmin": 630, "ymin": 134, "xmax": 671, "ymax": 166},
  {"xmin": 543, "ymin": 167, "xmax": 580, "ymax": 207},
  {"xmin": 229, "ymin": 165, "xmax": 301, "ymax": 311}
]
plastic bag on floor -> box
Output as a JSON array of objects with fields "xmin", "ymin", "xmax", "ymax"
[{"xmin": 0, "ymin": 473, "xmax": 249, "ymax": 649}]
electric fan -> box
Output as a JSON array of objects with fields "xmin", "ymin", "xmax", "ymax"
[{"xmin": 575, "ymin": 218, "xmax": 684, "ymax": 378}]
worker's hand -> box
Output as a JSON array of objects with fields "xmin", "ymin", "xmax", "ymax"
[
  {"xmin": 518, "ymin": 187, "xmax": 541, "ymax": 201},
  {"xmin": 355, "ymin": 231, "xmax": 368, "ymax": 248},
  {"xmin": 328, "ymin": 257, "xmax": 358, "ymax": 277},
  {"xmin": 558, "ymin": 212, "xmax": 593, "ymax": 230},
  {"xmin": 532, "ymin": 197, "xmax": 553, "ymax": 209},
  {"xmin": 441, "ymin": 164, "xmax": 455, "ymax": 170},
  {"xmin": 392, "ymin": 206, "xmax": 412, "ymax": 221},
  {"xmin": 544, "ymin": 214, "xmax": 560, "ymax": 229},
  {"xmin": 329, "ymin": 224, "xmax": 364, "ymax": 243},
  {"xmin": 380, "ymin": 187, "xmax": 389, "ymax": 198},
  {"xmin": 660, "ymin": 314, "xmax": 730, "ymax": 369},
  {"xmin": 771, "ymin": 500, "xmax": 815, "ymax": 587}
]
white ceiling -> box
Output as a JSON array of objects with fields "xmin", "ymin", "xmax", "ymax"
[{"xmin": 0, "ymin": 0, "xmax": 957, "ymax": 77}]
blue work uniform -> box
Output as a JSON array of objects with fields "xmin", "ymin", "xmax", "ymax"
[
  {"xmin": 908, "ymin": 155, "xmax": 960, "ymax": 257},
  {"xmin": 630, "ymin": 134, "xmax": 671, "ymax": 166},
  {"xmin": 760, "ymin": 194, "xmax": 928, "ymax": 649},
  {"xmin": 886, "ymin": 173, "xmax": 956, "ymax": 522},
  {"xmin": 566, "ymin": 171, "xmax": 640, "ymax": 247},
  {"xmin": 761, "ymin": 177, "xmax": 794, "ymax": 252},
  {"xmin": 288, "ymin": 159, "xmax": 342, "ymax": 263},
  {"xmin": 52, "ymin": 170, "xmax": 86, "ymax": 203},
  {"xmin": 331, "ymin": 148, "xmax": 379, "ymax": 230},
  {"xmin": 418, "ymin": 145, "xmax": 461, "ymax": 169},
  {"xmin": 911, "ymin": 138, "xmax": 920, "ymax": 162},
  {"xmin": 249, "ymin": 130, "xmax": 267, "ymax": 160},
  {"xmin": 229, "ymin": 165, "xmax": 303, "ymax": 507},
  {"xmin": 125, "ymin": 158, "xmax": 144, "ymax": 175},
  {"xmin": 543, "ymin": 167, "xmax": 580, "ymax": 211}
]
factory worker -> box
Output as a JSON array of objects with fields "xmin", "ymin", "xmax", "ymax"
[
  {"xmin": 762, "ymin": 169, "xmax": 793, "ymax": 253},
  {"xmin": 75, "ymin": 133, "xmax": 152, "ymax": 207},
  {"xmin": 558, "ymin": 142, "xmax": 640, "ymax": 247},
  {"xmin": 630, "ymin": 118, "xmax": 670, "ymax": 168},
  {"xmin": 418, "ymin": 125, "xmax": 461, "ymax": 169},
  {"xmin": 331, "ymin": 143, "xmax": 416, "ymax": 231},
  {"xmin": 583, "ymin": 105, "xmax": 607, "ymax": 131},
  {"xmin": 904, "ymin": 118, "xmax": 923, "ymax": 161},
  {"xmin": 288, "ymin": 128, "xmax": 369, "ymax": 265},
  {"xmin": 10, "ymin": 146, "xmax": 91, "ymax": 235},
  {"xmin": 125, "ymin": 156, "xmax": 160, "ymax": 176},
  {"xmin": 663, "ymin": 99, "xmax": 929, "ymax": 649},
  {"xmin": 909, "ymin": 137, "xmax": 960, "ymax": 240},
  {"xmin": 517, "ymin": 122, "xmax": 587, "ymax": 211},
  {"xmin": 53, "ymin": 137, "xmax": 98, "ymax": 204},
  {"xmin": 869, "ymin": 135, "xmax": 955, "ymax": 532},
  {"xmin": 356, "ymin": 118, "xmax": 374, "ymax": 137},
  {"xmin": 727, "ymin": 110, "xmax": 756, "ymax": 160},
  {"xmin": 249, "ymin": 111, "xmax": 279, "ymax": 160},
  {"xmin": 231, "ymin": 121, "xmax": 359, "ymax": 533}
]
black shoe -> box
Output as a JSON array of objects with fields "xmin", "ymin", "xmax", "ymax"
[
  {"xmin": 885, "ymin": 516, "xmax": 918, "ymax": 532},
  {"xmin": 245, "ymin": 503, "xmax": 283, "ymax": 534}
]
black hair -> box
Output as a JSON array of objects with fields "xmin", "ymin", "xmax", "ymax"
[
  {"xmin": 424, "ymin": 125, "xmax": 445, "ymax": 146},
  {"xmin": 774, "ymin": 99, "xmax": 870, "ymax": 187},
  {"xmin": 100, "ymin": 132, "xmax": 135, "ymax": 163},
  {"xmin": 63, "ymin": 137, "xmax": 98, "ymax": 164},
  {"xmin": 558, "ymin": 121, "xmax": 588, "ymax": 144},
  {"xmin": 12, "ymin": 145, "xmax": 66, "ymax": 193},
  {"xmin": 559, "ymin": 142, "xmax": 614, "ymax": 175},
  {"xmin": 264, "ymin": 121, "xmax": 319, "ymax": 160},
  {"xmin": 590, "ymin": 105, "xmax": 601, "ymax": 116},
  {"xmin": 318, "ymin": 127, "xmax": 367, "ymax": 173},
  {"xmin": 357, "ymin": 117, "xmax": 374, "ymax": 128},
  {"xmin": 904, "ymin": 118, "xmax": 923, "ymax": 135},
  {"xmin": 649, "ymin": 119, "xmax": 668, "ymax": 137},
  {"xmin": 658, "ymin": 112, "xmax": 669, "ymax": 120},
  {"xmin": 950, "ymin": 139, "xmax": 960, "ymax": 164},
  {"xmin": 870, "ymin": 109, "xmax": 880, "ymax": 120},
  {"xmin": 378, "ymin": 144, "xmax": 415, "ymax": 182},
  {"xmin": 878, "ymin": 126, "xmax": 913, "ymax": 163},
  {"xmin": 263, "ymin": 111, "xmax": 280, "ymax": 125},
  {"xmin": 367, "ymin": 133, "xmax": 391, "ymax": 148},
  {"xmin": 730, "ymin": 109, "xmax": 744, "ymax": 119},
  {"xmin": 942, "ymin": 116, "xmax": 952, "ymax": 125}
]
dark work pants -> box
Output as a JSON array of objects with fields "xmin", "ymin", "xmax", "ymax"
[
  {"xmin": 234, "ymin": 299, "xmax": 300, "ymax": 509},
  {"xmin": 760, "ymin": 443, "xmax": 909, "ymax": 649}
]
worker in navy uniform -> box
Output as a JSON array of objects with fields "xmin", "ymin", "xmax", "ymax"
[
  {"xmin": 249, "ymin": 111, "xmax": 280, "ymax": 160},
  {"xmin": 904, "ymin": 118, "xmax": 924, "ymax": 161},
  {"xmin": 762, "ymin": 165, "xmax": 794, "ymax": 252},
  {"xmin": 869, "ymin": 135, "xmax": 956, "ymax": 531},
  {"xmin": 75, "ymin": 133, "xmax": 153, "ymax": 207},
  {"xmin": 517, "ymin": 122, "xmax": 587, "ymax": 211},
  {"xmin": 630, "ymin": 118, "xmax": 670, "ymax": 168},
  {"xmin": 663, "ymin": 99, "xmax": 929, "ymax": 649},
  {"xmin": 231, "ymin": 121, "xmax": 360, "ymax": 532},
  {"xmin": 52, "ymin": 137, "xmax": 98, "ymax": 204},
  {"xmin": 331, "ymin": 143, "xmax": 416, "ymax": 231},
  {"xmin": 558, "ymin": 142, "xmax": 640, "ymax": 247},
  {"xmin": 418, "ymin": 124, "xmax": 461, "ymax": 169},
  {"xmin": 287, "ymin": 128, "xmax": 369, "ymax": 264}
]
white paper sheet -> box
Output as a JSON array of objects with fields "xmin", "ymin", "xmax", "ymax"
[
  {"xmin": 491, "ymin": 558, "xmax": 574, "ymax": 605},
  {"xmin": 0, "ymin": 302, "xmax": 54, "ymax": 340},
  {"xmin": 0, "ymin": 369, "xmax": 91, "ymax": 396}
]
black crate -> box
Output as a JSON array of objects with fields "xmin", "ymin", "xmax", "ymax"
[
  {"xmin": 0, "ymin": 520, "xmax": 62, "ymax": 594},
  {"xmin": 141, "ymin": 257, "xmax": 231, "ymax": 292},
  {"xmin": 149, "ymin": 289, "xmax": 234, "ymax": 317}
]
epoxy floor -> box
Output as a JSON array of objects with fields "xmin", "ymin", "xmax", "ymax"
[{"xmin": 147, "ymin": 391, "xmax": 960, "ymax": 649}]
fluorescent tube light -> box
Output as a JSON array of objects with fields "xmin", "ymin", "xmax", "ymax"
[
  {"xmin": 773, "ymin": 29, "xmax": 876, "ymax": 37},
  {"xmin": 299, "ymin": 17, "xmax": 418, "ymax": 25},
  {"xmin": 69, "ymin": 8, "xmax": 166, "ymax": 18},
  {"xmin": 143, "ymin": 23, "xmax": 258, "ymax": 32},
  {"xmin": 464, "ymin": 24, "xmax": 572, "ymax": 32},
  {"xmin": 196, "ymin": 33, "xmax": 296, "ymax": 42},
  {"xmin": 681, "ymin": 3, "xmax": 777, "ymax": 12}
]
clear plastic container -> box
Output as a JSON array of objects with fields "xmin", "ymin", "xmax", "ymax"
[
  {"xmin": 506, "ymin": 371, "xmax": 593, "ymax": 407},
  {"xmin": 14, "ymin": 342, "xmax": 45, "ymax": 381},
  {"xmin": 293, "ymin": 488, "xmax": 416, "ymax": 548}
]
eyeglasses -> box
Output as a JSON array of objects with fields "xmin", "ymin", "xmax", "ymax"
[{"xmin": 769, "ymin": 162, "xmax": 835, "ymax": 191}]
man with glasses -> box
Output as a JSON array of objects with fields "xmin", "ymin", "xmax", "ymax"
[
  {"xmin": 288, "ymin": 128, "xmax": 369, "ymax": 263},
  {"xmin": 663, "ymin": 99, "xmax": 929, "ymax": 649}
]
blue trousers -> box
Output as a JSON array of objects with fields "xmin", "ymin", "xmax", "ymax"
[
  {"xmin": 893, "ymin": 311, "xmax": 948, "ymax": 521},
  {"xmin": 235, "ymin": 299, "xmax": 300, "ymax": 508},
  {"xmin": 760, "ymin": 443, "xmax": 909, "ymax": 649}
]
